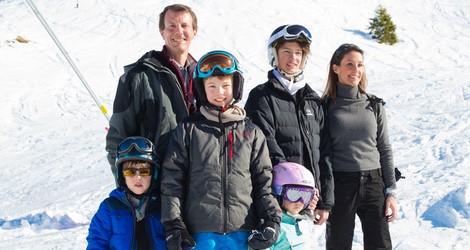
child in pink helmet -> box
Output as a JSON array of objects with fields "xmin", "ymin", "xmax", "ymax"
[{"xmin": 271, "ymin": 162, "xmax": 319, "ymax": 249}]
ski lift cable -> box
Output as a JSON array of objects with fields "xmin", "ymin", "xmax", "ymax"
[{"xmin": 25, "ymin": 0, "xmax": 110, "ymax": 122}]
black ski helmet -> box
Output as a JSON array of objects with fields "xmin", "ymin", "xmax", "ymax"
[
  {"xmin": 193, "ymin": 50, "xmax": 244, "ymax": 106},
  {"xmin": 115, "ymin": 136, "xmax": 158, "ymax": 190}
]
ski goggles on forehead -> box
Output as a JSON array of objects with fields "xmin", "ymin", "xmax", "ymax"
[
  {"xmin": 196, "ymin": 51, "xmax": 241, "ymax": 78},
  {"xmin": 117, "ymin": 137, "xmax": 154, "ymax": 155},
  {"xmin": 123, "ymin": 167, "xmax": 152, "ymax": 177},
  {"xmin": 269, "ymin": 24, "xmax": 312, "ymax": 45},
  {"xmin": 282, "ymin": 185, "xmax": 315, "ymax": 205}
]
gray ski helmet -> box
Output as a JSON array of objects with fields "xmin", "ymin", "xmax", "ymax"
[
  {"xmin": 267, "ymin": 24, "xmax": 312, "ymax": 70},
  {"xmin": 115, "ymin": 136, "xmax": 158, "ymax": 189},
  {"xmin": 193, "ymin": 50, "xmax": 244, "ymax": 106}
]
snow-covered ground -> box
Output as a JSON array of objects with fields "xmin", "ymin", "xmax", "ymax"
[{"xmin": 1, "ymin": 0, "xmax": 469, "ymax": 249}]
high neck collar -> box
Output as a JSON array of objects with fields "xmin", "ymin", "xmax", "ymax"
[
  {"xmin": 200, "ymin": 105, "xmax": 246, "ymax": 123},
  {"xmin": 273, "ymin": 69, "xmax": 306, "ymax": 95},
  {"xmin": 336, "ymin": 82, "xmax": 363, "ymax": 100}
]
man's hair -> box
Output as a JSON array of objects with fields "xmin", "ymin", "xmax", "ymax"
[{"xmin": 159, "ymin": 4, "xmax": 198, "ymax": 31}]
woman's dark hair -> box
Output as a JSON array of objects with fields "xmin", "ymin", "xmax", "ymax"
[{"xmin": 322, "ymin": 43, "xmax": 368, "ymax": 101}]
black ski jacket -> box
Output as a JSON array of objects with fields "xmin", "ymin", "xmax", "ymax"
[
  {"xmin": 245, "ymin": 70, "xmax": 334, "ymax": 210},
  {"xmin": 106, "ymin": 46, "xmax": 197, "ymax": 175}
]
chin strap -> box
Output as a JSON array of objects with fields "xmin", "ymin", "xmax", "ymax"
[{"xmin": 275, "ymin": 67, "xmax": 304, "ymax": 81}]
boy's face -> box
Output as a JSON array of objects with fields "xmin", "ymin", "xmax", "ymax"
[
  {"xmin": 277, "ymin": 41, "xmax": 303, "ymax": 75},
  {"xmin": 203, "ymin": 75, "xmax": 233, "ymax": 107},
  {"xmin": 123, "ymin": 161, "xmax": 152, "ymax": 195}
]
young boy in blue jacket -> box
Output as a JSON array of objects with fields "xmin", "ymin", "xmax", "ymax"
[
  {"xmin": 160, "ymin": 50, "xmax": 282, "ymax": 250},
  {"xmin": 87, "ymin": 136, "xmax": 166, "ymax": 249}
]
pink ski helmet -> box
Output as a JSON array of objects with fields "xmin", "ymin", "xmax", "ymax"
[{"xmin": 273, "ymin": 162, "xmax": 315, "ymax": 195}]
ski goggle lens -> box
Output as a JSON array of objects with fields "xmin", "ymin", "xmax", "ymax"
[
  {"xmin": 282, "ymin": 185, "xmax": 315, "ymax": 205},
  {"xmin": 117, "ymin": 137, "xmax": 154, "ymax": 155},
  {"xmin": 123, "ymin": 167, "xmax": 152, "ymax": 177},
  {"xmin": 269, "ymin": 24, "xmax": 312, "ymax": 45},
  {"xmin": 196, "ymin": 52, "xmax": 239, "ymax": 78}
]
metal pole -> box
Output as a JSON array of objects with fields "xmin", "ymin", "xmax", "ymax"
[{"xmin": 25, "ymin": 0, "xmax": 110, "ymax": 121}]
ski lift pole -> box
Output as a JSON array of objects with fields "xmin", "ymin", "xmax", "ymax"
[{"xmin": 25, "ymin": 0, "xmax": 110, "ymax": 122}]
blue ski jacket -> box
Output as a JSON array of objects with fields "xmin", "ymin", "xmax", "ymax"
[{"xmin": 86, "ymin": 188, "xmax": 166, "ymax": 250}]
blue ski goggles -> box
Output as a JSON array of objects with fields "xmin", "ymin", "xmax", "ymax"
[
  {"xmin": 117, "ymin": 137, "xmax": 154, "ymax": 155},
  {"xmin": 268, "ymin": 24, "xmax": 312, "ymax": 45},
  {"xmin": 195, "ymin": 51, "xmax": 242, "ymax": 78}
]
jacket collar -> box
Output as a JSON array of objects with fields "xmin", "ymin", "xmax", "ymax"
[{"xmin": 267, "ymin": 70, "xmax": 317, "ymax": 98}]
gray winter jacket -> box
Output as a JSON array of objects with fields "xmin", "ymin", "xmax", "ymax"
[{"xmin": 160, "ymin": 113, "xmax": 281, "ymax": 233}]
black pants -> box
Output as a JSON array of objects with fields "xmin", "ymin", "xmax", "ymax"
[{"xmin": 326, "ymin": 169, "xmax": 392, "ymax": 250}]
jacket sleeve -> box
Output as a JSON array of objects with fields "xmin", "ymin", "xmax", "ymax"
[
  {"xmin": 160, "ymin": 123, "xmax": 187, "ymax": 223},
  {"xmin": 105, "ymin": 73, "xmax": 142, "ymax": 168},
  {"xmin": 317, "ymin": 102, "xmax": 335, "ymax": 211},
  {"xmin": 245, "ymin": 87, "xmax": 286, "ymax": 166},
  {"xmin": 86, "ymin": 201, "xmax": 113, "ymax": 250},
  {"xmin": 250, "ymin": 127, "xmax": 282, "ymax": 223},
  {"xmin": 376, "ymin": 103, "xmax": 396, "ymax": 191}
]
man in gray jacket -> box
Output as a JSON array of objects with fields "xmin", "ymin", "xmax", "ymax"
[{"xmin": 106, "ymin": 4, "xmax": 198, "ymax": 186}]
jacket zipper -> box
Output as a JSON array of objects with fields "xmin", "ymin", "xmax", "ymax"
[
  {"xmin": 121, "ymin": 196, "xmax": 156, "ymax": 250},
  {"xmin": 119, "ymin": 197, "xmax": 138, "ymax": 250},
  {"xmin": 221, "ymin": 126, "xmax": 233, "ymax": 233},
  {"xmin": 228, "ymin": 130, "xmax": 234, "ymax": 159}
]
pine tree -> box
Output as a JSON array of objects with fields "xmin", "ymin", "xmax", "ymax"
[{"xmin": 368, "ymin": 5, "xmax": 398, "ymax": 45}]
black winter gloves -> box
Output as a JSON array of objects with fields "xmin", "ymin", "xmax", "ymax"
[
  {"xmin": 247, "ymin": 220, "xmax": 280, "ymax": 249},
  {"xmin": 164, "ymin": 218, "xmax": 196, "ymax": 250}
]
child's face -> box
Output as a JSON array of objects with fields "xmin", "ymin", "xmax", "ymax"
[
  {"xmin": 203, "ymin": 75, "xmax": 233, "ymax": 107},
  {"xmin": 281, "ymin": 185, "xmax": 315, "ymax": 215},
  {"xmin": 123, "ymin": 161, "xmax": 152, "ymax": 195},
  {"xmin": 282, "ymin": 199, "xmax": 306, "ymax": 215}
]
